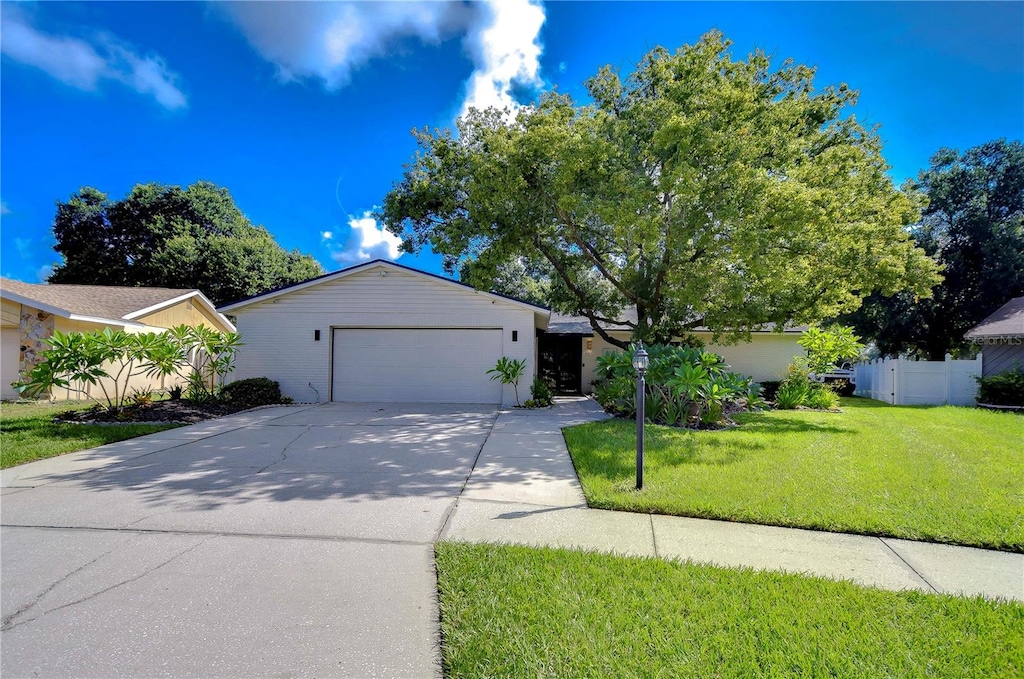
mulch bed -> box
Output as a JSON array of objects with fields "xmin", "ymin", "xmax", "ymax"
[{"xmin": 55, "ymin": 400, "xmax": 252, "ymax": 424}]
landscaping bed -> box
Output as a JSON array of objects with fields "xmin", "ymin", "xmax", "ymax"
[
  {"xmin": 54, "ymin": 399, "xmax": 251, "ymax": 424},
  {"xmin": 435, "ymin": 542, "xmax": 1024, "ymax": 679},
  {"xmin": 564, "ymin": 397, "xmax": 1024, "ymax": 551}
]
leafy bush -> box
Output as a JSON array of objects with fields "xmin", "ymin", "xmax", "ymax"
[
  {"xmin": 529, "ymin": 376, "xmax": 554, "ymax": 407},
  {"xmin": 776, "ymin": 358, "xmax": 842, "ymax": 410},
  {"xmin": 220, "ymin": 377, "xmax": 284, "ymax": 408},
  {"xmin": 799, "ymin": 324, "xmax": 865, "ymax": 376},
  {"xmin": 976, "ymin": 367, "xmax": 1024, "ymax": 407},
  {"xmin": 592, "ymin": 344, "xmax": 754, "ymax": 427},
  {"xmin": 775, "ymin": 379, "xmax": 810, "ymax": 409},
  {"xmin": 487, "ymin": 357, "xmax": 527, "ymax": 406},
  {"xmin": 805, "ymin": 383, "xmax": 841, "ymax": 410},
  {"xmin": 13, "ymin": 324, "xmax": 241, "ymax": 411}
]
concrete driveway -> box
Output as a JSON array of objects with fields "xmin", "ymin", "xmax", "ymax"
[{"xmin": 1, "ymin": 402, "xmax": 499, "ymax": 678}]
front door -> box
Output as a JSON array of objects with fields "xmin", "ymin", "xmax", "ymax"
[{"xmin": 538, "ymin": 334, "xmax": 583, "ymax": 395}]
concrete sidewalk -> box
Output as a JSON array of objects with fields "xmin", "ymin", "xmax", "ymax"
[{"xmin": 443, "ymin": 397, "xmax": 1024, "ymax": 602}]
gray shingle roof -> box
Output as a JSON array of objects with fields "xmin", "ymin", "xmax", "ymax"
[
  {"xmin": 0, "ymin": 278, "xmax": 196, "ymax": 321},
  {"xmin": 965, "ymin": 297, "xmax": 1024, "ymax": 339}
]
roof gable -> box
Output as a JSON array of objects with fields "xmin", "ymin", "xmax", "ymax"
[
  {"xmin": 965, "ymin": 297, "xmax": 1024, "ymax": 339},
  {"xmin": 0, "ymin": 278, "xmax": 234, "ymax": 331},
  {"xmin": 218, "ymin": 259, "xmax": 549, "ymax": 316}
]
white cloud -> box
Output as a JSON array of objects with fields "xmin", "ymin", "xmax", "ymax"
[
  {"xmin": 328, "ymin": 212, "xmax": 403, "ymax": 264},
  {"xmin": 217, "ymin": 2, "xmax": 467, "ymax": 89},
  {"xmin": 0, "ymin": 7, "xmax": 187, "ymax": 110},
  {"xmin": 0, "ymin": 201, "xmax": 10, "ymax": 215},
  {"xmin": 216, "ymin": 0, "xmax": 545, "ymax": 116},
  {"xmin": 460, "ymin": 0, "xmax": 545, "ymax": 116},
  {"xmin": 321, "ymin": 230, "xmax": 334, "ymax": 241}
]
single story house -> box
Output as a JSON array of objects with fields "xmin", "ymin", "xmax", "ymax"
[
  {"xmin": 219, "ymin": 259, "xmax": 806, "ymax": 405},
  {"xmin": 965, "ymin": 296, "xmax": 1024, "ymax": 376},
  {"xmin": 1, "ymin": 278, "xmax": 234, "ymax": 400}
]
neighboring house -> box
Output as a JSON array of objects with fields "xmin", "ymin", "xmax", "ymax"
[
  {"xmin": 1, "ymin": 278, "xmax": 235, "ymax": 400},
  {"xmin": 965, "ymin": 296, "xmax": 1024, "ymax": 377},
  {"xmin": 219, "ymin": 259, "xmax": 805, "ymax": 405},
  {"xmin": 219, "ymin": 260, "xmax": 547, "ymax": 406},
  {"xmin": 542, "ymin": 310, "xmax": 805, "ymax": 394}
]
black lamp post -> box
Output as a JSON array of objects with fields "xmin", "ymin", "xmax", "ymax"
[{"xmin": 632, "ymin": 344, "xmax": 649, "ymax": 490}]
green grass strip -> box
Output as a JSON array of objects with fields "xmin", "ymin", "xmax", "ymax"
[
  {"xmin": 1, "ymin": 401, "xmax": 179, "ymax": 468},
  {"xmin": 436, "ymin": 542, "xmax": 1024, "ymax": 679},
  {"xmin": 564, "ymin": 398, "xmax": 1024, "ymax": 551}
]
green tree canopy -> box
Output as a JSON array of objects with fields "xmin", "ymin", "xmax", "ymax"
[
  {"xmin": 48, "ymin": 181, "xmax": 324, "ymax": 306},
  {"xmin": 844, "ymin": 139, "xmax": 1024, "ymax": 359},
  {"xmin": 382, "ymin": 31, "xmax": 939, "ymax": 348}
]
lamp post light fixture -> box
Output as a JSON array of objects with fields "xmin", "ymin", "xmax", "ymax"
[{"xmin": 632, "ymin": 344, "xmax": 649, "ymax": 490}]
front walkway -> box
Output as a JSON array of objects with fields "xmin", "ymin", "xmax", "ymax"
[{"xmin": 442, "ymin": 397, "xmax": 1024, "ymax": 602}]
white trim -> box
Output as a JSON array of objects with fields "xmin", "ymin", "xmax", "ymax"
[
  {"xmin": 67, "ymin": 314, "xmax": 147, "ymax": 330},
  {"xmin": 0, "ymin": 290, "xmax": 74, "ymax": 320},
  {"xmin": 1, "ymin": 288, "xmax": 235, "ymax": 333},
  {"xmin": 218, "ymin": 260, "xmax": 549, "ymax": 318},
  {"xmin": 123, "ymin": 290, "xmax": 236, "ymax": 332}
]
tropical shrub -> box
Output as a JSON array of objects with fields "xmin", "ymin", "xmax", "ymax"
[
  {"xmin": 592, "ymin": 344, "xmax": 754, "ymax": 427},
  {"xmin": 487, "ymin": 357, "xmax": 527, "ymax": 406},
  {"xmin": 799, "ymin": 324, "xmax": 865, "ymax": 377},
  {"xmin": 220, "ymin": 377, "xmax": 284, "ymax": 408},
  {"xmin": 13, "ymin": 324, "xmax": 241, "ymax": 411},
  {"xmin": 975, "ymin": 367, "xmax": 1024, "ymax": 407},
  {"xmin": 776, "ymin": 358, "xmax": 841, "ymax": 410},
  {"xmin": 529, "ymin": 376, "xmax": 554, "ymax": 407},
  {"xmin": 805, "ymin": 383, "xmax": 841, "ymax": 410}
]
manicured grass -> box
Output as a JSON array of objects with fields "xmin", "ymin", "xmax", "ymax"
[
  {"xmin": 564, "ymin": 398, "xmax": 1024, "ymax": 551},
  {"xmin": 0, "ymin": 400, "xmax": 179, "ymax": 469},
  {"xmin": 436, "ymin": 542, "xmax": 1024, "ymax": 678}
]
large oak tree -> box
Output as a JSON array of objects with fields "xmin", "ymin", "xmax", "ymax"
[
  {"xmin": 845, "ymin": 139, "xmax": 1024, "ymax": 359},
  {"xmin": 49, "ymin": 181, "xmax": 323, "ymax": 306},
  {"xmin": 382, "ymin": 32, "xmax": 939, "ymax": 347}
]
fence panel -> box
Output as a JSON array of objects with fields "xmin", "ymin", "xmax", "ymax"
[{"xmin": 853, "ymin": 355, "xmax": 981, "ymax": 406}]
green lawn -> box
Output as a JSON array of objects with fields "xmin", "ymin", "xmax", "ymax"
[
  {"xmin": 564, "ymin": 398, "xmax": 1024, "ymax": 551},
  {"xmin": 436, "ymin": 542, "xmax": 1024, "ymax": 679},
  {"xmin": 1, "ymin": 400, "xmax": 179, "ymax": 469}
]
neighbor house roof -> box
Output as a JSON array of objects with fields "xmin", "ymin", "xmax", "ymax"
[
  {"xmin": 218, "ymin": 259, "xmax": 550, "ymax": 318},
  {"xmin": 965, "ymin": 297, "xmax": 1024, "ymax": 339},
  {"xmin": 0, "ymin": 278, "xmax": 234, "ymax": 332},
  {"xmin": 547, "ymin": 309, "xmax": 806, "ymax": 335}
]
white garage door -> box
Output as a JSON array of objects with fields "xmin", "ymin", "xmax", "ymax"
[{"xmin": 332, "ymin": 328, "xmax": 504, "ymax": 403}]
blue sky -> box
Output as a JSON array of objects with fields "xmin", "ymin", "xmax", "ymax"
[{"xmin": 2, "ymin": 1, "xmax": 1022, "ymax": 285}]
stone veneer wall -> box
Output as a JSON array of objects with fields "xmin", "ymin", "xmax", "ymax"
[{"xmin": 19, "ymin": 306, "xmax": 54, "ymax": 380}]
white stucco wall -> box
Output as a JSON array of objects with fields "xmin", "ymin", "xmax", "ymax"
[
  {"xmin": 228, "ymin": 264, "xmax": 538, "ymax": 406},
  {"xmin": 580, "ymin": 330, "xmax": 804, "ymax": 392}
]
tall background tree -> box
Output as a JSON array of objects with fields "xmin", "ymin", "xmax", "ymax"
[
  {"xmin": 382, "ymin": 32, "xmax": 939, "ymax": 348},
  {"xmin": 48, "ymin": 181, "xmax": 324, "ymax": 306},
  {"xmin": 844, "ymin": 139, "xmax": 1024, "ymax": 359}
]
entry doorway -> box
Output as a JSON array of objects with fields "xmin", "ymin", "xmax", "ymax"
[{"xmin": 538, "ymin": 334, "xmax": 583, "ymax": 395}]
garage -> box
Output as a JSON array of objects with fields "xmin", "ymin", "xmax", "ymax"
[
  {"xmin": 219, "ymin": 260, "xmax": 548, "ymax": 406},
  {"xmin": 332, "ymin": 328, "xmax": 503, "ymax": 403}
]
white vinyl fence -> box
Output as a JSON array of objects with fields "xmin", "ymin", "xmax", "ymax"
[{"xmin": 853, "ymin": 355, "xmax": 982, "ymax": 406}]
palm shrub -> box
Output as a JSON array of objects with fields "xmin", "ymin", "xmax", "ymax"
[
  {"xmin": 592, "ymin": 344, "xmax": 754, "ymax": 427},
  {"xmin": 487, "ymin": 357, "xmax": 527, "ymax": 406},
  {"xmin": 13, "ymin": 324, "xmax": 241, "ymax": 412}
]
